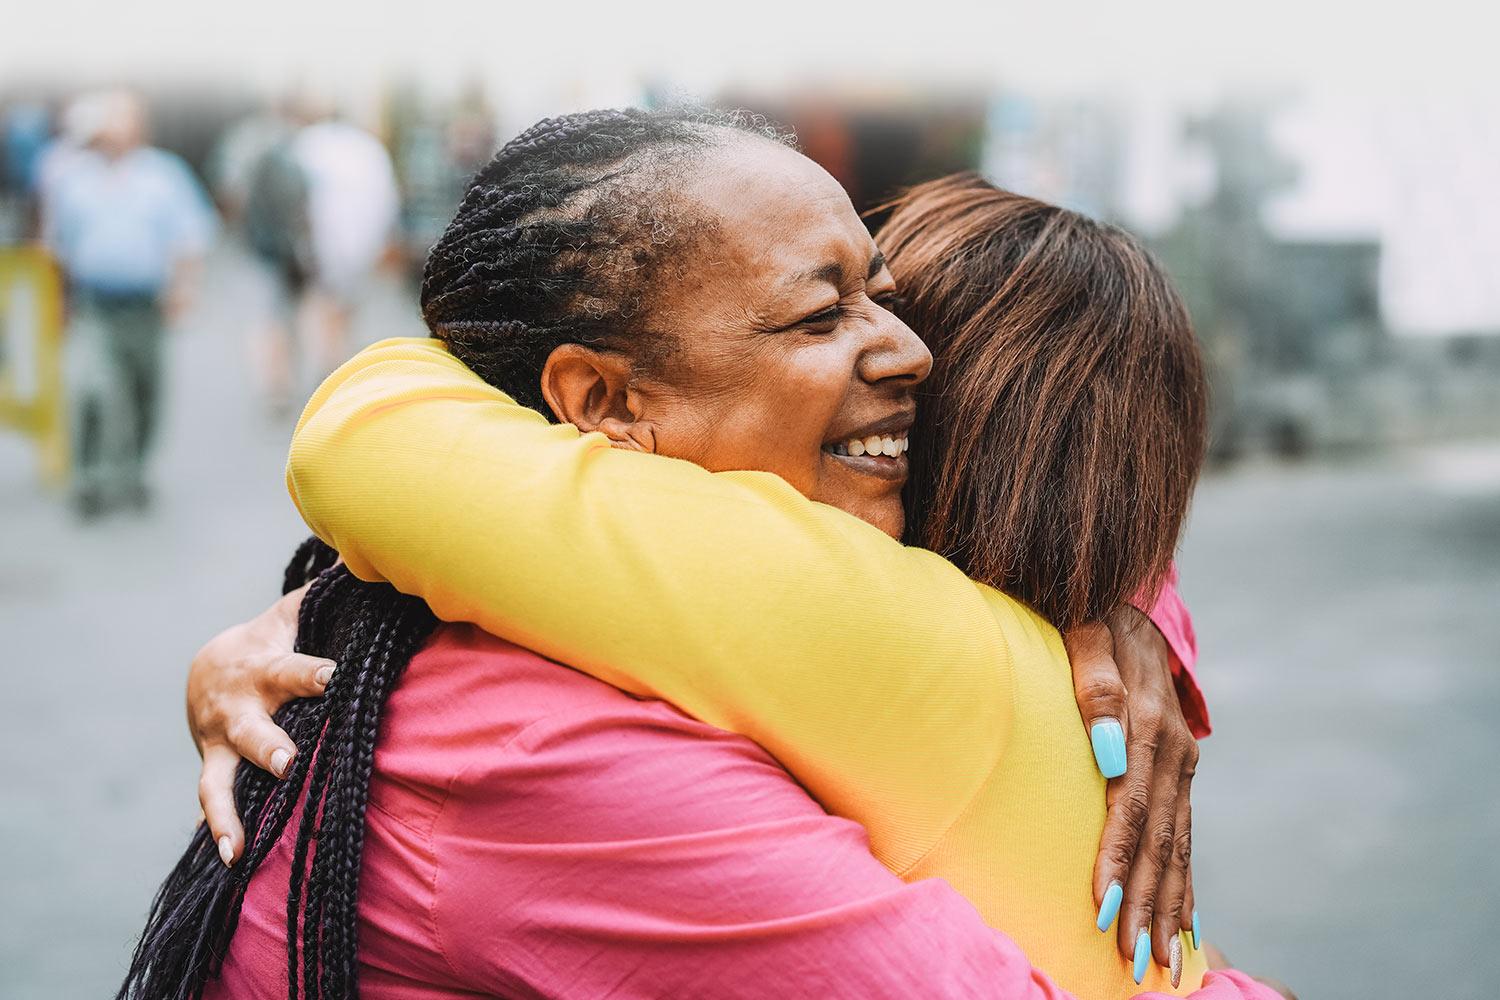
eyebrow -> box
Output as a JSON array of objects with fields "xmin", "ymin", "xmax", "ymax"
[{"xmin": 796, "ymin": 250, "xmax": 887, "ymax": 289}]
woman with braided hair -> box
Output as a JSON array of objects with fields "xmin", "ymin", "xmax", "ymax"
[{"xmin": 130, "ymin": 108, "xmax": 1288, "ymax": 998}]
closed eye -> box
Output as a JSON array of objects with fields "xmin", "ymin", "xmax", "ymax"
[{"xmin": 793, "ymin": 304, "xmax": 844, "ymax": 333}]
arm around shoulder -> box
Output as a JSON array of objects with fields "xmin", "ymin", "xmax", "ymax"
[{"xmin": 288, "ymin": 337, "xmax": 1015, "ymax": 867}]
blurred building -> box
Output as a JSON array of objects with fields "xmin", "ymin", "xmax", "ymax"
[{"xmin": 959, "ymin": 93, "xmax": 1500, "ymax": 460}]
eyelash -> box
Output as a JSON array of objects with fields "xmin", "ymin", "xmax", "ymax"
[{"xmin": 798, "ymin": 292, "xmax": 905, "ymax": 331}]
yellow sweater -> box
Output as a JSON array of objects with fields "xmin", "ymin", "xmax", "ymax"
[{"xmin": 287, "ymin": 337, "xmax": 1205, "ymax": 999}]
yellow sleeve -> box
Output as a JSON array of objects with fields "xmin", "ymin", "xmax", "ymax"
[{"xmin": 288, "ymin": 337, "xmax": 1023, "ymax": 871}]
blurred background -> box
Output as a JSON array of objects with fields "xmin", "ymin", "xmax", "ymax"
[{"xmin": 2, "ymin": 3, "xmax": 1497, "ymax": 997}]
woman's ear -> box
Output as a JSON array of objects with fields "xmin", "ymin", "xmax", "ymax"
[{"xmin": 540, "ymin": 344, "xmax": 658, "ymax": 452}]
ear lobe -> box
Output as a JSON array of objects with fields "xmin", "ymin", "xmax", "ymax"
[{"xmin": 597, "ymin": 417, "xmax": 657, "ymax": 453}]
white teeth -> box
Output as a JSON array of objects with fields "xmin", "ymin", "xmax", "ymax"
[{"xmin": 831, "ymin": 432, "xmax": 909, "ymax": 459}]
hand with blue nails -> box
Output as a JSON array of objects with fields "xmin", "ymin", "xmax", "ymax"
[{"xmin": 1063, "ymin": 605, "xmax": 1200, "ymax": 973}]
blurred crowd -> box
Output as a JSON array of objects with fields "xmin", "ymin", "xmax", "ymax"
[{"xmin": 0, "ymin": 86, "xmax": 495, "ymax": 520}]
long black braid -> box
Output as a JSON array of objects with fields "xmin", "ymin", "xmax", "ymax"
[
  {"xmin": 118, "ymin": 538, "xmax": 436, "ymax": 1000},
  {"xmin": 119, "ymin": 105, "xmax": 792, "ymax": 1000}
]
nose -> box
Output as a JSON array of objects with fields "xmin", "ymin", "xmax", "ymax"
[{"xmin": 857, "ymin": 303, "xmax": 933, "ymax": 388}]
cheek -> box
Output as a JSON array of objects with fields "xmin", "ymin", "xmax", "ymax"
[{"xmin": 654, "ymin": 342, "xmax": 850, "ymax": 491}]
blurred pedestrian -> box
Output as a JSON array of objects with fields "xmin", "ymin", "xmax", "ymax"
[
  {"xmin": 43, "ymin": 89, "xmax": 216, "ymax": 518},
  {"xmin": 211, "ymin": 99, "xmax": 313, "ymax": 413},
  {"xmin": 289, "ymin": 105, "xmax": 398, "ymax": 383}
]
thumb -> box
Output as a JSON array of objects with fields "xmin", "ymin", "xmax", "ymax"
[{"xmin": 1063, "ymin": 621, "xmax": 1129, "ymax": 779}]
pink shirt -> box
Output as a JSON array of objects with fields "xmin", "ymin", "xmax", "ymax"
[{"xmin": 207, "ymin": 624, "xmax": 1260, "ymax": 999}]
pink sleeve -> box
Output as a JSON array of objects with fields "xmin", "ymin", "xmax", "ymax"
[{"xmin": 1135, "ymin": 562, "xmax": 1211, "ymax": 739}]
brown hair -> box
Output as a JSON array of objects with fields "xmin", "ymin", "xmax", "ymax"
[{"xmin": 877, "ymin": 173, "xmax": 1207, "ymax": 628}]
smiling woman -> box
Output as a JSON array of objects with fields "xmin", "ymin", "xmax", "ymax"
[{"xmin": 524, "ymin": 136, "xmax": 930, "ymax": 538}]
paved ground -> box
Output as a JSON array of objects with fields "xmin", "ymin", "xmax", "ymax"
[
  {"xmin": 2, "ymin": 247, "xmax": 1497, "ymax": 998},
  {"xmin": 1176, "ymin": 448, "xmax": 1500, "ymax": 997}
]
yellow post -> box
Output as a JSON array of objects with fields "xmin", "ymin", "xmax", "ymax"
[{"xmin": 0, "ymin": 245, "xmax": 67, "ymax": 489}]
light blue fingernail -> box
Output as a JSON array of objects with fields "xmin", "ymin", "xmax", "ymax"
[
  {"xmin": 1192, "ymin": 909, "xmax": 1201, "ymax": 950},
  {"xmin": 1096, "ymin": 882, "xmax": 1123, "ymax": 931},
  {"xmin": 1133, "ymin": 929, "xmax": 1151, "ymax": 984},
  {"xmin": 1090, "ymin": 718, "xmax": 1127, "ymax": 778}
]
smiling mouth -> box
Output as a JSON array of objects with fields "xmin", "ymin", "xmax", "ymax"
[{"xmin": 822, "ymin": 431, "xmax": 910, "ymax": 481}]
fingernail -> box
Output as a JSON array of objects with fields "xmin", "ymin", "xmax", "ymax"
[
  {"xmin": 1095, "ymin": 882, "xmax": 1123, "ymax": 931},
  {"xmin": 217, "ymin": 835, "xmax": 234, "ymax": 867},
  {"xmin": 1192, "ymin": 909, "xmax": 1201, "ymax": 950},
  {"xmin": 1170, "ymin": 935, "xmax": 1182, "ymax": 988},
  {"xmin": 315, "ymin": 665, "xmax": 334, "ymax": 687},
  {"xmin": 1133, "ymin": 929, "xmax": 1151, "ymax": 984},
  {"xmin": 270, "ymin": 747, "xmax": 292, "ymax": 778},
  {"xmin": 1089, "ymin": 718, "xmax": 1127, "ymax": 778}
]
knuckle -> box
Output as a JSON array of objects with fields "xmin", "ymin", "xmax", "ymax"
[
  {"xmin": 1134, "ymin": 709, "xmax": 1165, "ymax": 736},
  {"xmin": 1077, "ymin": 677, "xmax": 1126, "ymax": 706},
  {"xmin": 1172, "ymin": 825, "xmax": 1193, "ymax": 870},
  {"xmin": 258, "ymin": 653, "xmax": 296, "ymax": 690},
  {"xmin": 1105, "ymin": 840, "xmax": 1137, "ymax": 870},
  {"xmin": 1163, "ymin": 719, "xmax": 1192, "ymax": 750},
  {"xmin": 1130, "ymin": 881, "xmax": 1159, "ymax": 915},
  {"xmin": 223, "ymin": 714, "xmax": 263, "ymax": 754},
  {"xmin": 196, "ymin": 690, "xmax": 230, "ymax": 731},
  {"xmin": 1148, "ymin": 818, "xmax": 1176, "ymax": 867},
  {"xmin": 1130, "ymin": 733, "xmax": 1161, "ymax": 762},
  {"xmin": 1119, "ymin": 786, "xmax": 1151, "ymax": 838}
]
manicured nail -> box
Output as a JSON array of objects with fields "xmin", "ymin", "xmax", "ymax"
[
  {"xmin": 1192, "ymin": 909, "xmax": 1201, "ymax": 950},
  {"xmin": 1170, "ymin": 935, "xmax": 1182, "ymax": 988},
  {"xmin": 1132, "ymin": 929, "xmax": 1151, "ymax": 984},
  {"xmin": 1090, "ymin": 718, "xmax": 1127, "ymax": 778},
  {"xmin": 217, "ymin": 835, "xmax": 234, "ymax": 867},
  {"xmin": 1096, "ymin": 882, "xmax": 1123, "ymax": 931},
  {"xmin": 315, "ymin": 665, "xmax": 334, "ymax": 687},
  {"xmin": 270, "ymin": 747, "xmax": 292, "ymax": 778}
]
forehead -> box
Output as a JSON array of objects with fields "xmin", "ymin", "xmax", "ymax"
[{"xmin": 680, "ymin": 138, "xmax": 872, "ymax": 277}]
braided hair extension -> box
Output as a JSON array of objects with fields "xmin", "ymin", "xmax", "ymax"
[
  {"xmin": 118, "ymin": 538, "xmax": 437, "ymax": 1000},
  {"xmin": 121, "ymin": 107, "xmax": 791, "ymax": 999}
]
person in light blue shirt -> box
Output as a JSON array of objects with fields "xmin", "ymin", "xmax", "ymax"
[{"xmin": 43, "ymin": 90, "xmax": 216, "ymax": 517}]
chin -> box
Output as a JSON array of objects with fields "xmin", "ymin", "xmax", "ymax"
[{"xmin": 865, "ymin": 501, "xmax": 906, "ymax": 541}]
